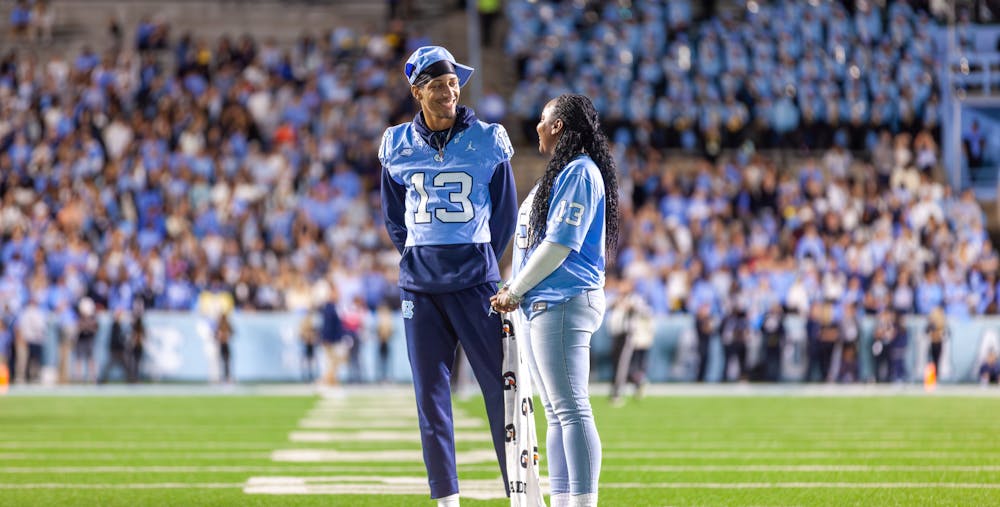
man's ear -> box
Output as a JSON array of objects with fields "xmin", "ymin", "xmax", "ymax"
[{"xmin": 410, "ymin": 85, "xmax": 421, "ymax": 101}]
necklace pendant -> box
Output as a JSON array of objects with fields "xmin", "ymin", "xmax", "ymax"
[{"xmin": 434, "ymin": 153, "xmax": 444, "ymax": 163}]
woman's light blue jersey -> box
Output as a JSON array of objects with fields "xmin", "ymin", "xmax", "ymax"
[{"xmin": 513, "ymin": 155, "xmax": 606, "ymax": 314}]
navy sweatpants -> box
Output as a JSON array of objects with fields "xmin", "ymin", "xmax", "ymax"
[{"xmin": 401, "ymin": 283, "xmax": 508, "ymax": 499}]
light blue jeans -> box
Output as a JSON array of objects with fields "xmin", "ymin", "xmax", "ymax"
[{"xmin": 521, "ymin": 289, "xmax": 605, "ymax": 495}]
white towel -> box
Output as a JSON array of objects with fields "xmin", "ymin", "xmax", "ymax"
[{"xmin": 501, "ymin": 314, "xmax": 547, "ymax": 507}]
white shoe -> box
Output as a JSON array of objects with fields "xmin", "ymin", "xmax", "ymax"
[{"xmin": 437, "ymin": 493, "xmax": 460, "ymax": 507}]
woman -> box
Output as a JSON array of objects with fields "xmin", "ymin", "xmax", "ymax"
[{"xmin": 491, "ymin": 94, "xmax": 619, "ymax": 507}]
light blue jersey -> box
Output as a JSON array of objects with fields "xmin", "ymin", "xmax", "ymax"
[
  {"xmin": 380, "ymin": 118, "xmax": 513, "ymax": 247},
  {"xmin": 513, "ymin": 155, "xmax": 606, "ymax": 314},
  {"xmin": 380, "ymin": 106, "xmax": 518, "ymax": 293}
]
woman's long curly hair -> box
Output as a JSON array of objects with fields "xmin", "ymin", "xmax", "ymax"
[{"xmin": 528, "ymin": 94, "xmax": 620, "ymax": 259}]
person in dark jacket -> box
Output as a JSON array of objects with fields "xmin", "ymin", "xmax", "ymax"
[
  {"xmin": 319, "ymin": 285, "xmax": 344, "ymax": 386},
  {"xmin": 760, "ymin": 302, "xmax": 785, "ymax": 382},
  {"xmin": 694, "ymin": 303, "xmax": 717, "ymax": 382},
  {"xmin": 98, "ymin": 310, "xmax": 129, "ymax": 383}
]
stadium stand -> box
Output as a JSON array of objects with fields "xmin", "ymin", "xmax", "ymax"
[
  {"xmin": 0, "ymin": 2, "xmax": 436, "ymax": 383},
  {"xmin": 2, "ymin": 0, "xmax": 1000, "ymax": 384},
  {"xmin": 506, "ymin": 0, "xmax": 945, "ymax": 152},
  {"xmin": 505, "ymin": 0, "xmax": 998, "ymax": 324}
]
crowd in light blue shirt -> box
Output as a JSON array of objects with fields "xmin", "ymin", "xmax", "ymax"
[
  {"xmin": 612, "ymin": 138, "xmax": 998, "ymax": 327},
  {"xmin": 0, "ymin": 23, "xmax": 435, "ymax": 347},
  {"xmin": 506, "ymin": 0, "xmax": 942, "ymax": 152}
]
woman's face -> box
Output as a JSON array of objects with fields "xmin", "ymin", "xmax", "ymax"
[{"xmin": 536, "ymin": 100, "xmax": 563, "ymax": 156}]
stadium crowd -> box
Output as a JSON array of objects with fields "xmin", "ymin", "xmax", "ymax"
[
  {"xmin": 505, "ymin": 0, "xmax": 1000, "ymax": 382},
  {"xmin": 1, "ymin": 0, "xmax": 998, "ymax": 384},
  {"xmin": 506, "ymin": 0, "xmax": 946, "ymax": 154},
  {"xmin": 0, "ymin": 17, "xmax": 431, "ymax": 381}
]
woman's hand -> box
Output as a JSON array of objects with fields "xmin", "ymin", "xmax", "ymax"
[{"xmin": 490, "ymin": 286, "xmax": 521, "ymax": 314}]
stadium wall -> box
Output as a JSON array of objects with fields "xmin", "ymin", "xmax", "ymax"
[{"xmin": 25, "ymin": 312, "xmax": 1000, "ymax": 384}]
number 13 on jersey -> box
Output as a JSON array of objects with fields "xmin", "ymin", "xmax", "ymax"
[
  {"xmin": 552, "ymin": 199, "xmax": 585, "ymax": 226},
  {"xmin": 411, "ymin": 171, "xmax": 474, "ymax": 224}
]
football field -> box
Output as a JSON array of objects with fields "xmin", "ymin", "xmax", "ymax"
[{"xmin": 1, "ymin": 385, "xmax": 999, "ymax": 506}]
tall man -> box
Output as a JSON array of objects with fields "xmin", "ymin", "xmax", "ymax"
[{"xmin": 380, "ymin": 45, "xmax": 517, "ymax": 507}]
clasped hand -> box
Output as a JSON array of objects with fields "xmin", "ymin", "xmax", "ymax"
[{"xmin": 490, "ymin": 286, "xmax": 520, "ymax": 314}]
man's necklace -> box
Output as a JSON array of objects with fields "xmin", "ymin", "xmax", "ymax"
[{"xmin": 434, "ymin": 125, "xmax": 454, "ymax": 163}]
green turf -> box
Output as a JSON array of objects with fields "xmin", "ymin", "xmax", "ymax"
[{"xmin": 0, "ymin": 392, "xmax": 998, "ymax": 506}]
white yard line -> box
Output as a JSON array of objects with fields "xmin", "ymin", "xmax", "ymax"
[
  {"xmin": 297, "ymin": 418, "xmax": 415, "ymax": 429},
  {"xmin": 6, "ymin": 464, "xmax": 1000, "ymax": 474},
  {"xmin": 289, "ymin": 430, "xmax": 492, "ymax": 443},
  {"xmin": 0, "ymin": 483, "xmax": 243, "ymax": 489},
  {"xmin": 316, "ymin": 390, "xmax": 414, "ymax": 401},
  {"xmin": 2, "ymin": 479, "xmax": 997, "ymax": 492},
  {"xmin": 305, "ymin": 408, "xmax": 418, "ymax": 418},
  {"xmin": 612, "ymin": 465, "xmax": 1000, "ymax": 472},
  {"xmin": 605, "ymin": 440, "xmax": 996, "ymax": 449},
  {"xmin": 0, "ymin": 452, "xmax": 269, "ymax": 460},
  {"xmin": 0, "ymin": 441, "xmax": 278, "ymax": 450},
  {"xmin": 605, "ymin": 450, "xmax": 998, "ymax": 459},
  {"xmin": 0, "ymin": 439, "xmax": 984, "ymax": 450},
  {"xmin": 608, "ymin": 432, "xmax": 998, "ymax": 440},
  {"xmin": 244, "ymin": 476, "xmax": 510, "ymax": 499},
  {"xmin": 270, "ymin": 448, "xmax": 498, "ymax": 464},
  {"xmin": 602, "ymin": 482, "xmax": 1000, "ymax": 489},
  {"xmin": 0, "ymin": 465, "xmax": 445, "ymax": 474},
  {"xmin": 243, "ymin": 475, "xmax": 1000, "ymax": 498},
  {"xmin": 297, "ymin": 417, "xmax": 483, "ymax": 429}
]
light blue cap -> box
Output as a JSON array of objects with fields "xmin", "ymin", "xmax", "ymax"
[{"xmin": 404, "ymin": 46, "xmax": 474, "ymax": 87}]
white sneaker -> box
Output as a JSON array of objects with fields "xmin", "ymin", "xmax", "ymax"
[
  {"xmin": 569, "ymin": 493, "xmax": 598, "ymax": 507},
  {"xmin": 437, "ymin": 493, "xmax": 460, "ymax": 507}
]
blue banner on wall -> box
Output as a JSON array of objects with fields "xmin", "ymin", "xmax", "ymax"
[
  {"xmin": 32, "ymin": 311, "xmax": 413, "ymax": 383},
  {"xmin": 25, "ymin": 311, "xmax": 1000, "ymax": 383},
  {"xmin": 590, "ymin": 315, "xmax": 1000, "ymax": 383}
]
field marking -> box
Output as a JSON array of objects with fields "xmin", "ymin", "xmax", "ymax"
[
  {"xmin": 0, "ymin": 483, "xmax": 243, "ymax": 490},
  {"xmin": 605, "ymin": 440, "xmax": 998, "ymax": 450},
  {"xmin": 0, "ymin": 465, "xmax": 441, "ymax": 474},
  {"xmin": 0, "ymin": 439, "xmax": 989, "ymax": 450},
  {"xmin": 305, "ymin": 408, "xmax": 418, "ymax": 418},
  {"xmin": 313, "ymin": 401, "xmax": 414, "ymax": 409},
  {"xmin": 6, "ymin": 464, "xmax": 1000, "ymax": 474},
  {"xmin": 0, "ymin": 452, "xmax": 269, "ymax": 460},
  {"xmin": 2, "ymin": 449, "xmax": 990, "ymax": 463},
  {"xmin": 289, "ymin": 430, "xmax": 492, "ymax": 443},
  {"xmin": 0, "ymin": 442, "xmax": 281, "ymax": 450},
  {"xmin": 243, "ymin": 475, "xmax": 1000, "ymax": 498},
  {"xmin": 317, "ymin": 390, "xmax": 415, "ymax": 401},
  {"xmin": 270, "ymin": 448, "xmax": 498, "ymax": 464},
  {"xmin": 613, "ymin": 465, "xmax": 1000, "ymax": 472},
  {"xmin": 297, "ymin": 417, "xmax": 484, "ymax": 429},
  {"xmin": 602, "ymin": 432, "xmax": 1000, "ymax": 441},
  {"xmin": 603, "ymin": 482, "xmax": 1000, "ymax": 489},
  {"xmin": 2, "ymin": 479, "xmax": 997, "ymax": 493},
  {"xmin": 244, "ymin": 476, "xmax": 520, "ymax": 500},
  {"xmin": 606, "ymin": 450, "xmax": 1000, "ymax": 459}
]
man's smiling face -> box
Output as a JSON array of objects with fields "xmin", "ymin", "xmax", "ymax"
[{"xmin": 413, "ymin": 74, "xmax": 460, "ymax": 128}]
